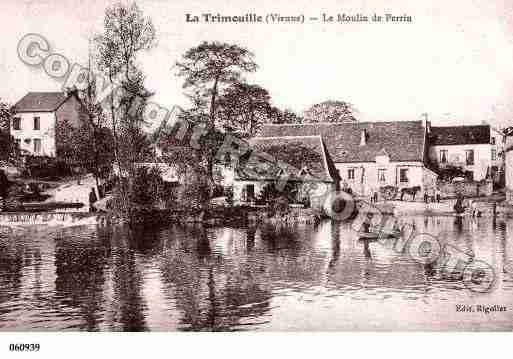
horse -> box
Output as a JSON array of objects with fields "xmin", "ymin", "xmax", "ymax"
[{"xmin": 400, "ymin": 186, "xmax": 421, "ymax": 201}]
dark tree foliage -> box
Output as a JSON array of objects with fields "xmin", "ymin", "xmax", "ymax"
[
  {"xmin": 216, "ymin": 83, "xmax": 271, "ymax": 137},
  {"xmin": 175, "ymin": 41, "xmax": 257, "ymax": 127},
  {"xmin": 257, "ymin": 181, "xmax": 298, "ymax": 207},
  {"xmin": 0, "ymin": 100, "xmax": 20, "ymax": 167},
  {"xmin": 175, "ymin": 42, "xmax": 257, "ymax": 194},
  {"xmin": 268, "ymin": 107, "xmax": 303, "ymax": 124},
  {"xmin": 304, "ymin": 100, "xmax": 357, "ymax": 123}
]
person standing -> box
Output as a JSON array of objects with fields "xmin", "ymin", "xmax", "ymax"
[
  {"xmin": 89, "ymin": 187, "xmax": 98, "ymax": 213},
  {"xmin": 435, "ymin": 187, "xmax": 441, "ymax": 203},
  {"xmin": 372, "ymin": 186, "xmax": 379, "ymax": 203}
]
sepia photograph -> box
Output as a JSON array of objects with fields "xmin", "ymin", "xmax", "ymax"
[{"xmin": 0, "ymin": 0, "xmax": 512, "ymax": 352}]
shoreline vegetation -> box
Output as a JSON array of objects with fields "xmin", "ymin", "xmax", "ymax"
[{"xmin": 2, "ymin": 197, "xmax": 513, "ymax": 229}]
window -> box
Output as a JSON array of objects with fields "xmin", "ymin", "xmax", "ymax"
[
  {"xmin": 465, "ymin": 171, "xmax": 474, "ymax": 181},
  {"xmin": 33, "ymin": 139, "xmax": 42, "ymax": 154},
  {"xmin": 400, "ymin": 168, "xmax": 409, "ymax": 183},
  {"xmin": 465, "ymin": 150, "xmax": 474, "ymax": 165},
  {"xmin": 15, "ymin": 139, "xmax": 21, "ymax": 148},
  {"xmin": 348, "ymin": 168, "xmax": 355, "ymax": 180},
  {"xmin": 13, "ymin": 117, "xmax": 21, "ymax": 130},
  {"xmin": 491, "ymin": 149, "xmax": 497, "ymax": 161},
  {"xmin": 440, "ymin": 150, "xmax": 448, "ymax": 163},
  {"xmin": 378, "ymin": 169, "xmax": 386, "ymax": 183},
  {"xmin": 491, "ymin": 137, "xmax": 496, "ymax": 145},
  {"xmin": 33, "ymin": 117, "xmax": 40, "ymax": 130}
]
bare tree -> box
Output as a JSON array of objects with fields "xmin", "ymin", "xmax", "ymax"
[
  {"xmin": 94, "ymin": 2, "xmax": 156, "ymax": 218},
  {"xmin": 94, "ymin": 2, "xmax": 156, "ymax": 171}
]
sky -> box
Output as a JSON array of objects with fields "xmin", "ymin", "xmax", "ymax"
[{"xmin": 2, "ymin": 0, "xmax": 513, "ymax": 127}]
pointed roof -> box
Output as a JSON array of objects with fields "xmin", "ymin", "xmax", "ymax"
[
  {"xmin": 376, "ymin": 148, "xmax": 389, "ymax": 158},
  {"xmin": 260, "ymin": 121, "xmax": 426, "ymax": 163},
  {"xmin": 14, "ymin": 92, "xmax": 70, "ymax": 113},
  {"xmin": 235, "ymin": 135, "xmax": 338, "ymax": 182}
]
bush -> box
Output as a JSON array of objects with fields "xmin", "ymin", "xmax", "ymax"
[
  {"xmin": 258, "ymin": 181, "xmax": 297, "ymax": 205},
  {"xmin": 0, "ymin": 170, "xmax": 10, "ymax": 198},
  {"xmin": 175, "ymin": 168, "xmax": 210, "ymax": 213},
  {"xmin": 24, "ymin": 156, "xmax": 73, "ymax": 180},
  {"xmin": 110, "ymin": 166, "xmax": 168, "ymax": 222},
  {"xmin": 380, "ymin": 185, "xmax": 398, "ymax": 200},
  {"xmin": 224, "ymin": 186, "xmax": 234, "ymax": 206}
]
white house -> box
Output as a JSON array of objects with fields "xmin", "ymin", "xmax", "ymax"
[
  {"xmin": 11, "ymin": 92, "xmax": 84, "ymax": 157},
  {"xmin": 258, "ymin": 121, "xmax": 437, "ymax": 200},
  {"xmin": 427, "ymin": 124, "xmax": 498, "ymax": 182},
  {"xmin": 504, "ymin": 127, "xmax": 513, "ymax": 203}
]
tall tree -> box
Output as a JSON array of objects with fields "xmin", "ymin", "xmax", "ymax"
[
  {"xmin": 94, "ymin": 2, "xmax": 156, "ymax": 217},
  {"xmin": 94, "ymin": 2, "xmax": 155, "ymax": 171},
  {"xmin": 216, "ymin": 83, "xmax": 271, "ymax": 137},
  {"xmin": 0, "ymin": 100, "xmax": 19, "ymax": 167},
  {"xmin": 175, "ymin": 41, "xmax": 257, "ymax": 189},
  {"xmin": 304, "ymin": 100, "xmax": 357, "ymax": 123}
]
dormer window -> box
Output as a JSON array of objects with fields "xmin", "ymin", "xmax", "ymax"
[{"xmin": 360, "ymin": 129, "xmax": 367, "ymax": 146}]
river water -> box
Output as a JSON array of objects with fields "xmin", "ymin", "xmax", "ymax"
[{"xmin": 0, "ymin": 216, "xmax": 512, "ymax": 331}]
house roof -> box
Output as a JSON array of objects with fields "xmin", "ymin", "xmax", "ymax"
[
  {"xmin": 259, "ymin": 121, "xmax": 426, "ymax": 163},
  {"xmin": 236, "ymin": 135, "xmax": 338, "ymax": 182},
  {"xmin": 13, "ymin": 92, "xmax": 69, "ymax": 113},
  {"xmin": 429, "ymin": 125, "xmax": 490, "ymax": 146}
]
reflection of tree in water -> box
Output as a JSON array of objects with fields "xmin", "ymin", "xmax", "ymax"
[
  {"xmin": 54, "ymin": 227, "xmax": 111, "ymax": 331},
  {"xmin": 259, "ymin": 224, "xmax": 302, "ymax": 252},
  {"xmin": 327, "ymin": 222, "xmax": 340, "ymax": 272},
  {"xmin": 257, "ymin": 224, "xmax": 329, "ymax": 286},
  {"xmin": 362, "ymin": 240, "xmax": 372, "ymax": 259},
  {"xmin": 159, "ymin": 226, "xmax": 272, "ymax": 331},
  {"xmin": 107, "ymin": 225, "xmax": 150, "ymax": 331},
  {"xmin": 454, "ymin": 216, "xmax": 463, "ymax": 233},
  {"xmin": 246, "ymin": 227, "xmax": 256, "ymax": 252},
  {"xmin": 0, "ymin": 236, "xmax": 24, "ymax": 318}
]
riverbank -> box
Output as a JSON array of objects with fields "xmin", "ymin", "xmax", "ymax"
[{"xmin": 372, "ymin": 197, "xmax": 513, "ymax": 218}]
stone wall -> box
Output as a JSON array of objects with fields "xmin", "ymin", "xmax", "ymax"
[{"xmin": 437, "ymin": 180, "xmax": 493, "ymax": 198}]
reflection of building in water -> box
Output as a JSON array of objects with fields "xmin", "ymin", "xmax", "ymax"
[
  {"xmin": 506, "ymin": 129, "xmax": 513, "ymax": 203},
  {"xmin": 503, "ymin": 221, "xmax": 513, "ymax": 291}
]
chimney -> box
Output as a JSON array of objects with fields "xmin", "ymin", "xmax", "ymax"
[
  {"xmin": 421, "ymin": 113, "xmax": 431, "ymax": 134},
  {"xmin": 360, "ymin": 129, "xmax": 367, "ymax": 146}
]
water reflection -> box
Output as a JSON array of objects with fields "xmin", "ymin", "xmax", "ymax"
[{"xmin": 0, "ymin": 215, "xmax": 512, "ymax": 331}]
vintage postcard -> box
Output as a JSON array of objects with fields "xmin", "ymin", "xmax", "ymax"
[{"xmin": 0, "ymin": 0, "xmax": 512, "ymax": 345}]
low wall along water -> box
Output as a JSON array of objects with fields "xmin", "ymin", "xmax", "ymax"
[{"xmin": 0, "ymin": 212, "xmax": 100, "ymax": 227}]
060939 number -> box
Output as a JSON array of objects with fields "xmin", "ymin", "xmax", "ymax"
[{"xmin": 9, "ymin": 344, "xmax": 40, "ymax": 352}]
